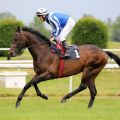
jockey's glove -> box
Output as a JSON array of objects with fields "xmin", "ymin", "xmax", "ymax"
[{"xmin": 49, "ymin": 35, "xmax": 55, "ymax": 42}]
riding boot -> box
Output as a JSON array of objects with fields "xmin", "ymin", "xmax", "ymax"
[{"xmin": 62, "ymin": 41, "xmax": 70, "ymax": 57}]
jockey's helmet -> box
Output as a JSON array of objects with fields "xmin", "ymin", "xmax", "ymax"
[{"xmin": 36, "ymin": 7, "xmax": 48, "ymax": 16}]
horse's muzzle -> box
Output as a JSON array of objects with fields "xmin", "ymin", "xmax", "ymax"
[{"xmin": 7, "ymin": 52, "xmax": 16, "ymax": 60}]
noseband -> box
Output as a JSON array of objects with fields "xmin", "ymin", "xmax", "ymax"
[
  {"xmin": 11, "ymin": 41, "xmax": 50, "ymax": 56},
  {"xmin": 11, "ymin": 44, "xmax": 24, "ymax": 55},
  {"xmin": 11, "ymin": 29, "xmax": 51, "ymax": 56}
]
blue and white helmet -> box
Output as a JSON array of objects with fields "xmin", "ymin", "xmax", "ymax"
[{"xmin": 36, "ymin": 7, "xmax": 48, "ymax": 16}]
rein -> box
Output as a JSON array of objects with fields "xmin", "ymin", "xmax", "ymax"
[
  {"xmin": 11, "ymin": 42, "xmax": 49, "ymax": 50},
  {"xmin": 26, "ymin": 42, "xmax": 49, "ymax": 49},
  {"xmin": 11, "ymin": 42, "xmax": 49, "ymax": 56}
]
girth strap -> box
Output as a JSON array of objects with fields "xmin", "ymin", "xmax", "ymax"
[{"xmin": 58, "ymin": 59, "xmax": 64, "ymax": 78}]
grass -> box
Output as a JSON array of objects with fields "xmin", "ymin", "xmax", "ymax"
[
  {"xmin": 0, "ymin": 97, "xmax": 120, "ymax": 120},
  {"xmin": 0, "ymin": 69, "xmax": 120, "ymax": 97},
  {"xmin": 107, "ymin": 40, "xmax": 120, "ymax": 49},
  {"xmin": 0, "ymin": 40, "xmax": 120, "ymax": 120}
]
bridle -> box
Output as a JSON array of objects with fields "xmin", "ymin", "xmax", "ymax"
[
  {"xmin": 11, "ymin": 30, "xmax": 51, "ymax": 56},
  {"xmin": 11, "ymin": 41, "xmax": 50, "ymax": 56}
]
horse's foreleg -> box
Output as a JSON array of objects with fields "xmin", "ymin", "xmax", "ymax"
[
  {"xmin": 33, "ymin": 83, "xmax": 48, "ymax": 100},
  {"xmin": 16, "ymin": 79, "xmax": 34, "ymax": 108},
  {"xmin": 61, "ymin": 83, "xmax": 87, "ymax": 103},
  {"xmin": 33, "ymin": 72, "xmax": 52, "ymax": 99},
  {"xmin": 16, "ymin": 72, "xmax": 52, "ymax": 108}
]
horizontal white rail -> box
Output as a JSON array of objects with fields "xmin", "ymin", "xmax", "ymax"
[
  {"xmin": 103, "ymin": 49, "xmax": 120, "ymax": 52},
  {"xmin": 0, "ymin": 59, "xmax": 114, "ymax": 64},
  {"xmin": 104, "ymin": 64, "xmax": 119, "ymax": 69},
  {"xmin": 0, "ymin": 48, "xmax": 120, "ymax": 51},
  {"xmin": 0, "ymin": 60, "xmax": 33, "ymax": 64},
  {"xmin": 0, "ymin": 63, "xmax": 119, "ymax": 69},
  {"xmin": 0, "ymin": 63, "xmax": 33, "ymax": 68},
  {"xmin": 0, "ymin": 48, "xmax": 120, "ymax": 69},
  {"xmin": 0, "ymin": 48, "xmax": 10, "ymax": 50}
]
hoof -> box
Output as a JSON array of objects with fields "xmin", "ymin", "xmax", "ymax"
[
  {"xmin": 16, "ymin": 100, "xmax": 21, "ymax": 108},
  {"xmin": 42, "ymin": 94, "xmax": 48, "ymax": 100},
  {"xmin": 61, "ymin": 98, "xmax": 67, "ymax": 103},
  {"xmin": 88, "ymin": 104, "xmax": 93, "ymax": 109}
]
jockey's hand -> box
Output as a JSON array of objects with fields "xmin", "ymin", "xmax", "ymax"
[{"xmin": 49, "ymin": 35, "xmax": 55, "ymax": 42}]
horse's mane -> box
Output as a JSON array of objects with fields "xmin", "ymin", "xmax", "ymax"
[{"xmin": 22, "ymin": 27, "xmax": 51, "ymax": 46}]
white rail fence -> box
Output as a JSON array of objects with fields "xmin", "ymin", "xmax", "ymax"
[
  {"xmin": 0, "ymin": 60, "xmax": 33, "ymax": 68},
  {"xmin": 0, "ymin": 48, "xmax": 120, "ymax": 89},
  {"xmin": 0, "ymin": 48, "xmax": 10, "ymax": 51},
  {"xmin": 0, "ymin": 48, "xmax": 120, "ymax": 69},
  {"xmin": 0, "ymin": 60, "xmax": 119, "ymax": 69}
]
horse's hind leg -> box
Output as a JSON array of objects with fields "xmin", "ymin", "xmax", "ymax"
[
  {"xmin": 61, "ymin": 76, "xmax": 88, "ymax": 103},
  {"xmin": 87, "ymin": 76, "xmax": 97, "ymax": 108},
  {"xmin": 61, "ymin": 67, "xmax": 96, "ymax": 103},
  {"xmin": 87, "ymin": 66, "xmax": 104, "ymax": 108}
]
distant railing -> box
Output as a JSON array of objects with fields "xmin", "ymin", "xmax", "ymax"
[
  {"xmin": 0, "ymin": 48, "xmax": 120, "ymax": 69},
  {"xmin": 0, "ymin": 48, "xmax": 120, "ymax": 90},
  {"xmin": 1, "ymin": 48, "xmax": 120, "ymax": 51},
  {"xmin": 0, "ymin": 48, "xmax": 10, "ymax": 51}
]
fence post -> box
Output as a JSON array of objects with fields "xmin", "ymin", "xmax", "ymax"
[{"xmin": 69, "ymin": 76, "xmax": 73, "ymax": 93}]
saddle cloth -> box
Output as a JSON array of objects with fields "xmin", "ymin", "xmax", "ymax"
[{"xmin": 51, "ymin": 43, "xmax": 80, "ymax": 60}]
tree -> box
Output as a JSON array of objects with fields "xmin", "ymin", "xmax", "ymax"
[
  {"xmin": 106, "ymin": 18, "xmax": 113, "ymax": 40},
  {"xmin": 71, "ymin": 17, "xmax": 108, "ymax": 48},
  {"xmin": 29, "ymin": 16, "xmax": 50, "ymax": 37},
  {"xmin": 0, "ymin": 12, "xmax": 16, "ymax": 20},
  {"xmin": 0, "ymin": 19, "xmax": 24, "ymax": 56},
  {"xmin": 111, "ymin": 16, "xmax": 120, "ymax": 42}
]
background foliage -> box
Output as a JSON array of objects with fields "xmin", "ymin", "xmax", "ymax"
[
  {"xmin": 71, "ymin": 17, "xmax": 108, "ymax": 48},
  {"xmin": 0, "ymin": 19, "xmax": 24, "ymax": 56},
  {"xmin": 29, "ymin": 16, "xmax": 50, "ymax": 37},
  {"xmin": 0, "ymin": 12, "xmax": 16, "ymax": 20},
  {"xmin": 111, "ymin": 16, "xmax": 120, "ymax": 42}
]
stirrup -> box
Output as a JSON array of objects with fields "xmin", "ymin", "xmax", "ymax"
[
  {"xmin": 64, "ymin": 53, "xmax": 70, "ymax": 57},
  {"xmin": 64, "ymin": 50, "xmax": 70, "ymax": 57}
]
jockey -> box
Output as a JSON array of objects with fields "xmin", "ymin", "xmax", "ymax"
[{"xmin": 36, "ymin": 7, "xmax": 75, "ymax": 57}]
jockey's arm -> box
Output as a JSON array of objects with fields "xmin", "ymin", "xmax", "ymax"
[{"xmin": 49, "ymin": 16, "xmax": 61, "ymax": 38}]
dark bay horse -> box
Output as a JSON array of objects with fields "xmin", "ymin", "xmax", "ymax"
[{"xmin": 8, "ymin": 27, "xmax": 120, "ymax": 108}]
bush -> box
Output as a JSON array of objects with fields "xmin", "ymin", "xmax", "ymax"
[
  {"xmin": 111, "ymin": 16, "xmax": 120, "ymax": 42},
  {"xmin": 71, "ymin": 17, "xmax": 108, "ymax": 48},
  {"xmin": 0, "ymin": 19, "xmax": 24, "ymax": 56}
]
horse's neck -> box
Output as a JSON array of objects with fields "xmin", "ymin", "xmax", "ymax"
[{"xmin": 27, "ymin": 37, "xmax": 50, "ymax": 60}]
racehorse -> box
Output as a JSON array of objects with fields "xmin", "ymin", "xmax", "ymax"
[{"xmin": 8, "ymin": 27, "xmax": 120, "ymax": 108}]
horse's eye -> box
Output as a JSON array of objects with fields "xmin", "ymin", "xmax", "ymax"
[{"xmin": 14, "ymin": 38, "xmax": 18, "ymax": 41}]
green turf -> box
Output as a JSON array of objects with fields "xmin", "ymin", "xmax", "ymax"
[
  {"xmin": 0, "ymin": 70, "xmax": 120, "ymax": 97},
  {"xmin": 107, "ymin": 40, "xmax": 120, "ymax": 49},
  {"xmin": 0, "ymin": 41, "xmax": 120, "ymax": 120},
  {"xmin": 0, "ymin": 97, "xmax": 120, "ymax": 120}
]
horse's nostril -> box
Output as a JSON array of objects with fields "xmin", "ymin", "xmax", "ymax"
[
  {"xmin": 12, "ymin": 53, "xmax": 16, "ymax": 57},
  {"xmin": 8, "ymin": 52, "xmax": 16, "ymax": 57}
]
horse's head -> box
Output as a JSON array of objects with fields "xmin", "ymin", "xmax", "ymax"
[
  {"xmin": 7, "ymin": 27, "xmax": 28, "ymax": 59},
  {"xmin": 7, "ymin": 26, "xmax": 51, "ymax": 60}
]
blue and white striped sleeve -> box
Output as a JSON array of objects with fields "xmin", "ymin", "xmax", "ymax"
[{"xmin": 49, "ymin": 16, "xmax": 61, "ymax": 37}]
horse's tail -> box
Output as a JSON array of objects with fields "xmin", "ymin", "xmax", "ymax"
[{"xmin": 106, "ymin": 51, "xmax": 120, "ymax": 66}]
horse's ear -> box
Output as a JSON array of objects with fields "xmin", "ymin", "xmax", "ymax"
[{"xmin": 16, "ymin": 26, "xmax": 22, "ymax": 33}]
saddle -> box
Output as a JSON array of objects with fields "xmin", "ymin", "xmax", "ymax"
[{"xmin": 51, "ymin": 42, "xmax": 80, "ymax": 60}]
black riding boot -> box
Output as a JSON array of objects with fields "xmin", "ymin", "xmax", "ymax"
[{"xmin": 62, "ymin": 41, "xmax": 70, "ymax": 57}]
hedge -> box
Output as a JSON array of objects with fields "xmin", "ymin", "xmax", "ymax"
[
  {"xmin": 0, "ymin": 19, "xmax": 24, "ymax": 56},
  {"xmin": 71, "ymin": 17, "xmax": 108, "ymax": 48}
]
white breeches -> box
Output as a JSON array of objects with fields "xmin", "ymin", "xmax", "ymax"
[{"xmin": 56, "ymin": 17, "xmax": 75, "ymax": 42}]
